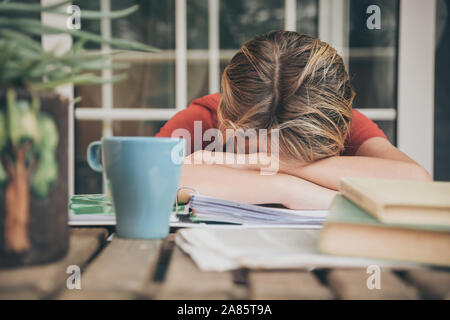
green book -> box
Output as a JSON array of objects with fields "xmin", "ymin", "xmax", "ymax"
[
  {"xmin": 318, "ymin": 195, "xmax": 450, "ymax": 267},
  {"xmin": 325, "ymin": 195, "xmax": 450, "ymax": 232}
]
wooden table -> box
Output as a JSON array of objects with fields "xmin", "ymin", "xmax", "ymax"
[{"xmin": 0, "ymin": 227, "xmax": 449, "ymax": 300}]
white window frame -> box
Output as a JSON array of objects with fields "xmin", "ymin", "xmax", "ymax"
[
  {"xmin": 41, "ymin": 0, "xmax": 436, "ymax": 194},
  {"xmin": 285, "ymin": 0, "xmax": 297, "ymax": 31},
  {"xmin": 397, "ymin": 0, "xmax": 436, "ymax": 176},
  {"xmin": 209, "ymin": 0, "xmax": 220, "ymax": 94},
  {"xmin": 76, "ymin": 0, "xmax": 401, "ymax": 123}
]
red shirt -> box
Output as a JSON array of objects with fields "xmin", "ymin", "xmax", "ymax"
[{"xmin": 156, "ymin": 93, "xmax": 387, "ymax": 155}]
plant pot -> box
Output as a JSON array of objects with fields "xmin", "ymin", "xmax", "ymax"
[{"xmin": 0, "ymin": 88, "xmax": 69, "ymax": 268}]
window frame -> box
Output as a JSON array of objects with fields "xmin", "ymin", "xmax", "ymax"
[{"xmin": 41, "ymin": 0, "xmax": 436, "ymax": 196}]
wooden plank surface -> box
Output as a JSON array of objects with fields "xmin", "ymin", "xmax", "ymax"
[
  {"xmin": 4, "ymin": 226, "xmax": 446, "ymax": 300},
  {"xmin": 327, "ymin": 269, "xmax": 419, "ymax": 300},
  {"xmin": 155, "ymin": 246, "xmax": 236, "ymax": 300},
  {"xmin": 58, "ymin": 235, "xmax": 162, "ymax": 299},
  {"xmin": 249, "ymin": 271, "xmax": 334, "ymax": 300},
  {"xmin": 0, "ymin": 228, "xmax": 108, "ymax": 300},
  {"xmin": 404, "ymin": 269, "xmax": 450, "ymax": 299}
]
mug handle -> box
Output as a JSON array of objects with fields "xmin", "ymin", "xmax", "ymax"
[{"xmin": 87, "ymin": 141, "xmax": 103, "ymax": 173}]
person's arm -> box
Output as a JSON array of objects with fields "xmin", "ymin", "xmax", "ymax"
[
  {"xmin": 178, "ymin": 151, "xmax": 336, "ymax": 209},
  {"xmin": 194, "ymin": 137, "xmax": 431, "ymax": 192},
  {"xmin": 280, "ymin": 137, "xmax": 432, "ymax": 190}
]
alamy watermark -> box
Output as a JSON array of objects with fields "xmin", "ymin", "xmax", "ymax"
[
  {"xmin": 66, "ymin": 5, "xmax": 81, "ymax": 30},
  {"xmin": 170, "ymin": 121, "xmax": 280, "ymax": 175},
  {"xmin": 366, "ymin": 5, "xmax": 381, "ymax": 30},
  {"xmin": 66, "ymin": 264, "xmax": 81, "ymax": 290},
  {"xmin": 366, "ymin": 265, "xmax": 381, "ymax": 290}
]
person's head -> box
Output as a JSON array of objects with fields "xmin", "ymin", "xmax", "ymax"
[{"xmin": 218, "ymin": 30, "xmax": 355, "ymax": 163}]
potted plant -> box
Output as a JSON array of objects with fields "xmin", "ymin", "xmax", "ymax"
[{"xmin": 0, "ymin": 0, "xmax": 157, "ymax": 267}]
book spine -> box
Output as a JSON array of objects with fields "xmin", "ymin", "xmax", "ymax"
[{"xmin": 340, "ymin": 180, "xmax": 383, "ymax": 221}]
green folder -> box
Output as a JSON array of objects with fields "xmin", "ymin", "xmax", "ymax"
[
  {"xmin": 69, "ymin": 194, "xmax": 236, "ymax": 225},
  {"xmin": 69, "ymin": 194, "xmax": 186, "ymax": 215}
]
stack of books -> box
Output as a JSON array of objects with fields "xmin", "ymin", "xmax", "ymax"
[{"xmin": 318, "ymin": 178, "xmax": 450, "ymax": 267}]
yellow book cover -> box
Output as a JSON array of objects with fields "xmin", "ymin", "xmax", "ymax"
[{"xmin": 340, "ymin": 178, "xmax": 450, "ymax": 226}]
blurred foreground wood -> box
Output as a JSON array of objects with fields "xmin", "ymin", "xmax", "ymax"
[{"xmin": 0, "ymin": 227, "xmax": 449, "ymax": 300}]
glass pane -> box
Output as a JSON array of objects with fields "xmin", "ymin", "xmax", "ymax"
[
  {"xmin": 73, "ymin": 0, "xmax": 101, "ymax": 50},
  {"xmin": 113, "ymin": 120, "xmax": 166, "ymax": 136},
  {"xmin": 111, "ymin": 0, "xmax": 175, "ymax": 108},
  {"xmin": 75, "ymin": 120, "xmax": 167, "ymax": 194},
  {"xmin": 74, "ymin": 0, "xmax": 175, "ymax": 109},
  {"xmin": 219, "ymin": 0, "xmax": 285, "ymax": 49},
  {"xmin": 111, "ymin": 0, "xmax": 175, "ymax": 50},
  {"xmin": 75, "ymin": 78, "xmax": 101, "ymax": 108},
  {"xmin": 187, "ymin": 0, "xmax": 210, "ymax": 99},
  {"xmin": 76, "ymin": 63, "xmax": 176, "ymax": 109},
  {"xmin": 187, "ymin": 0, "xmax": 209, "ymax": 49},
  {"xmin": 349, "ymin": 0, "xmax": 399, "ymax": 110},
  {"xmin": 75, "ymin": 121, "xmax": 102, "ymax": 194},
  {"xmin": 188, "ymin": 61, "xmax": 209, "ymax": 101},
  {"xmin": 374, "ymin": 120, "xmax": 396, "ymax": 145},
  {"xmin": 112, "ymin": 63, "xmax": 175, "ymax": 108},
  {"xmin": 297, "ymin": 0, "xmax": 319, "ymax": 37}
]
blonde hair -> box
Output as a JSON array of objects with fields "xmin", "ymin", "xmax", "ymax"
[{"xmin": 218, "ymin": 31, "xmax": 355, "ymax": 162}]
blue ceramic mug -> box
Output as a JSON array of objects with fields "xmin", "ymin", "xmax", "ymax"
[{"xmin": 87, "ymin": 137, "xmax": 185, "ymax": 239}]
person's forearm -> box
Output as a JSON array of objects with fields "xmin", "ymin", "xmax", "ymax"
[
  {"xmin": 282, "ymin": 156, "xmax": 432, "ymax": 190},
  {"xmin": 182, "ymin": 148, "xmax": 431, "ymax": 201},
  {"xmin": 178, "ymin": 163, "xmax": 285, "ymax": 204},
  {"xmin": 197, "ymin": 151, "xmax": 431, "ymax": 188},
  {"xmin": 179, "ymin": 159, "xmax": 336, "ymax": 209},
  {"xmin": 278, "ymin": 173, "xmax": 337, "ymax": 209}
]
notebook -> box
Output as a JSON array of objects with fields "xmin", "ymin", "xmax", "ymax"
[
  {"xmin": 68, "ymin": 194, "xmax": 187, "ymax": 226},
  {"xmin": 340, "ymin": 177, "xmax": 450, "ymax": 225},
  {"xmin": 318, "ymin": 195, "xmax": 450, "ymax": 267}
]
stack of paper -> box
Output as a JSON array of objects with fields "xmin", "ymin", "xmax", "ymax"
[
  {"xmin": 176, "ymin": 228, "xmax": 423, "ymax": 272},
  {"xmin": 190, "ymin": 194, "xmax": 328, "ymax": 226}
]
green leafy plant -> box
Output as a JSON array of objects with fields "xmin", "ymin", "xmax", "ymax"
[
  {"xmin": 0, "ymin": 0, "xmax": 158, "ymax": 89},
  {"xmin": 0, "ymin": 0, "xmax": 158, "ymax": 252}
]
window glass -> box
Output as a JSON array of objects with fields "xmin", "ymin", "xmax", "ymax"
[
  {"xmin": 75, "ymin": 120, "xmax": 102, "ymax": 194},
  {"xmin": 348, "ymin": 0, "xmax": 399, "ymax": 144},
  {"xmin": 187, "ymin": 0, "xmax": 209, "ymax": 100},
  {"xmin": 110, "ymin": 0, "xmax": 175, "ymax": 108},
  {"xmin": 75, "ymin": 120, "xmax": 166, "ymax": 194},
  {"xmin": 297, "ymin": 0, "xmax": 319, "ymax": 37},
  {"xmin": 75, "ymin": 0, "xmax": 175, "ymax": 109}
]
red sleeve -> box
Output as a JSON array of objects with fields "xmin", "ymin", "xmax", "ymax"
[
  {"xmin": 156, "ymin": 98, "xmax": 218, "ymax": 154},
  {"xmin": 343, "ymin": 109, "xmax": 388, "ymax": 156}
]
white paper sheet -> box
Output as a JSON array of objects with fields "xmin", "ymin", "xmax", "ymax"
[{"xmin": 175, "ymin": 228, "xmax": 424, "ymax": 272}]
